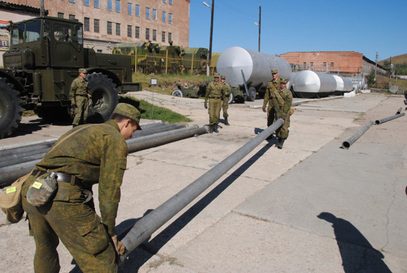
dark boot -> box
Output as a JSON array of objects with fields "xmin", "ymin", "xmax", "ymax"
[
  {"xmin": 209, "ymin": 125, "xmax": 213, "ymax": 134},
  {"xmin": 224, "ymin": 117, "xmax": 230, "ymax": 126},
  {"xmin": 277, "ymin": 138, "xmax": 286, "ymax": 149},
  {"xmin": 213, "ymin": 124, "xmax": 219, "ymax": 133}
]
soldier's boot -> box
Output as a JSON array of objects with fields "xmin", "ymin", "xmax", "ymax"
[
  {"xmin": 209, "ymin": 125, "xmax": 213, "ymax": 134},
  {"xmin": 213, "ymin": 124, "xmax": 219, "ymax": 133},
  {"xmin": 277, "ymin": 138, "xmax": 286, "ymax": 149},
  {"xmin": 224, "ymin": 117, "xmax": 230, "ymax": 126}
]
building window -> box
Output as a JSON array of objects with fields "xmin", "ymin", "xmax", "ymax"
[
  {"xmin": 135, "ymin": 5, "xmax": 140, "ymax": 17},
  {"xmin": 331, "ymin": 62, "xmax": 334, "ymax": 68},
  {"xmin": 162, "ymin": 31, "xmax": 165, "ymax": 42},
  {"xmin": 169, "ymin": 0, "xmax": 173, "ymax": 4},
  {"xmin": 145, "ymin": 28, "xmax": 150, "ymax": 40},
  {"xmin": 163, "ymin": 0, "xmax": 166, "ymax": 2},
  {"xmin": 69, "ymin": 0, "xmax": 75, "ymax": 3},
  {"xmin": 115, "ymin": 0, "xmax": 121, "ymax": 13},
  {"xmin": 69, "ymin": 14, "xmax": 75, "ymax": 20},
  {"xmin": 127, "ymin": 25, "xmax": 132, "ymax": 37},
  {"xmin": 127, "ymin": 3, "xmax": 132, "ymax": 15},
  {"xmin": 107, "ymin": 0, "xmax": 113, "ymax": 11},
  {"xmin": 162, "ymin": 11, "xmax": 166, "ymax": 23},
  {"xmin": 107, "ymin": 21, "xmax": 112, "ymax": 34},
  {"xmin": 135, "ymin": 26, "xmax": 140, "ymax": 38},
  {"xmin": 84, "ymin": 17, "xmax": 90, "ymax": 31},
  {"xmin": 146, "ymin": 7, "xmax": 150, "ymax": 19},
  {"xmin": 94, "ymin": 19, "xmax": 100, "ymax": 33},
  {"xmin": 152, "ymin": 29, "xmax": 156, "ymax": 41},
  {"xmin": 310, "ymin": 62, "xmax": 314, "ymax": 67},
  {"xmin": 169, "ymin": 13, "xmax": 172, "ymax": 24},
  {"xmin": 94, "ymin": 0, "xmax": 100, "ymax": 8},
  {"xmin": 58, "ymin": 12, "xmax": 64, "ymax": 18},
  {"xmin": 153, "ymin": 9, "xmax": 157, "ymax": 20},
  {"xmin": 168, "ymin": 32, "xmax": 172, "ymax": 42},
  {"xmin": 116, "ymin": 23, "xmax": 121, "ymax": 35},
  {"xmin": 84, "ymin": 0, "xmax": 90, "ymax": 6}
]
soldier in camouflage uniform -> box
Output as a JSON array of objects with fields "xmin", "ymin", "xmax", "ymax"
[
  {"xmin": 70, "ymin": 68, "xmax": 91, "ymax": 127},
  {"xmin": 204, "ymin": 74, "xmax": 225, "ymax": 133},
  {"xmin": 220, "ymin": 75, "xmax": 232, "ymax": 126},
  {"xmin": 269, "ymin": 78, "xmax": 293, "ymax": 149},
  {"xmin": 262, "ymin": 69, "xmax": 281, "ymax": 132},
  {"xmin": 21, "ymin": 103, "xmax": 142, "ymax": 273}
]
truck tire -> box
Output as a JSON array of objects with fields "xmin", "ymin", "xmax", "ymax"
[
  {"xmin": 171, "ymin": 89, "xmax": 183, "ymax": 97},
  {"xmin": 245, "ymin": 86, "xmax": 257, "ymax": 102},
  {"xmin": 0, "ymin": 78, "xmax": 23, "ymax": 139},
  {"xmin": 87, "ymin": 72, "xmax": 119, "ymax": 123}
]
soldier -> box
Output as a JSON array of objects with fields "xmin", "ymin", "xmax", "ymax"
[
  {"xmin": 262, "ymin": 69, "xmax": 281, "ymax": 134},
  {"xmin": 21, "ymin": 103, "xmax": 142, "ymax": 273},
  {"xmin": 70, "ymin": 68, "xmax": 91, "ymax": 127},
  {"xmin": 220, "ymin": 75, "xmax": 232, "ymax": 125},
  {"xmin": 204, "ymin": 73, "xmax": 225, "ymax": 133},
  {"xmin": 269, "ymin": 78, "xmax": 293, "ymax": 149}
]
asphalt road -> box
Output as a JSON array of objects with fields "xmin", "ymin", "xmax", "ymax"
[{"xmin": 0, "ymin": 91, "xmax": 406, "ymax": 273}]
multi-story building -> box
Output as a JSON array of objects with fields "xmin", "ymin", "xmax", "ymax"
[
  {"xmin": 280, "ymin": 51, "xmax": 387, "ymax": 76},
  {"xmin": 0, "ymin": 0, "xmax": 190, "ymax": 54}
]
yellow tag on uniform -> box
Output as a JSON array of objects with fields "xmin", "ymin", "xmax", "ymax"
[
  {"xmin": 6, "ymin": 186, "xmax": 17, "ymax": 194},
  {"xmin": 32, "ymin": 182, "xmax": 43, "ymax": 189}
]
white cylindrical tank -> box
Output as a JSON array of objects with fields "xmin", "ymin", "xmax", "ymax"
[
  {"xmin": 333, "ymin": 75, "xmax": 345, "ymax": 91},
  {"xmin": 216, "ymin": 47, "xmax": 292, "ymax": 88},
  {"xmin": 289, "ymin": 71, "xmax": 337, "ymax": 97},
  {"xmin": 342, "ymin": 77, "xmax": 354, "ymax": 91}
]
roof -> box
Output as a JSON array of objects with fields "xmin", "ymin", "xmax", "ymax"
[{"xmin": 0, "ymin": 1, "xmax": 46, "ymax": 15}]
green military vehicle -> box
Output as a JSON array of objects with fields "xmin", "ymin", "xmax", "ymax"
[{"xmin": 0, "ymin": 16, "xmax": 140, "ymax": 139}]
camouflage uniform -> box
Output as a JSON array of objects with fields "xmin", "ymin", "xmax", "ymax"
[
  {"xmin": 70, "ymin": 68, "xmax": 90, "ymax": 127},
  {"xmin": 22, "ymin": 120, "xmax": 129, "ymax": 272},
  {"xmin": 269, "ymin": 78, "xmax": 293, "ymax": 148},
  {"xmin": 263, "ymin": 74, "xmax": 281, "ymax": 127},
  {"xmin": 205, "ymin": 74, "xmax": 225, "ymax": 133},
  {"xmin": 221, "ymin": 75, "xmax": 232, "ymax": 125}
]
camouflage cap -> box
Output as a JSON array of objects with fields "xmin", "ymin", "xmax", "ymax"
[
  {"xmin": 214, "ymin": 73, "xmax": 220, "ymax": 78},
  {"xmin": 79, "ymin": 68, "xmax": 88, "ymax": 74},
  {"xmin": 271, "ymin": 69, "xmax": 278, "ymax": 74},
  {"xmin": 280, "ymin": 78, "xmax": 288, "ymax": 84},
  {"xmin": 221, "ymin": 75, "xmax": 226, "ymax": 79},
  {"xmin": 113, "ymin": 103, "xmax": 142, "ymax": 130}
]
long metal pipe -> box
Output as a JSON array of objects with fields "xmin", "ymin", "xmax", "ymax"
[
  {"xmin": 375, "ymin": 112, "xmax": 405, "ymax": 125},
  {"xmin": 0, "ymin": 125, "xmax": 209, "ymax": 187},
  {"xmin": 341, "ymin": 121, "xmax": 374, "ymax": 149},
  {"xmin": 132, "ymin": 123, "xmax": 187, "ymax": 138},
  {"xmin": 127, "ymin": 125, "xmax": 208, "ymax": 152},
  {"xmin": 119, "ymin": 119, "xmax": 284, "ymax": 263}
]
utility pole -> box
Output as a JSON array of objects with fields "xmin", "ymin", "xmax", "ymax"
[
  {"xmin": 258, "ymin": 6, "xmax": 261, "ymax": 52},
  {"xmin": 375, "ymin": 51, "xmax": 378, "ymax": 84},
  {"xmin": 40, "ymin": 0, "xmax": 45, "ymax": 16},
  {"xmin": 206, "ymin": 0, "xmax": 215, "ymax": 76}
]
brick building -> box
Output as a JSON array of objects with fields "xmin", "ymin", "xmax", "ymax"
[
  {"xmin": 280, "ymin": 51, "xmax": 387, "ymax": 76},
  {"xmin": 0, "ymin": 0, "xmax": 190, "ymax": 54}
]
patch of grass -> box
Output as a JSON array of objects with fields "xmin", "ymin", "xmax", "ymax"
[{"xmin": 119, "ymin": 95, "xmax": 192, "ymax": 123}]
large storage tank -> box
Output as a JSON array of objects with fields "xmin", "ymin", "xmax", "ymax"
[
  {"xmin": 216, "ymin": 47, "xmax": 292, "ymax": 89},
  {"xmin": 289, "ymin": 71, "xmax": 337, "ymax": 98},
  {"xmin": 333, "ymin": 75, "xmax": 354, "ymax": 92}
]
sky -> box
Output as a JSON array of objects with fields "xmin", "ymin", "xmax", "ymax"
[{"xmin": 188, "ymin": 0, "xmax": 407, "ymax": 62}]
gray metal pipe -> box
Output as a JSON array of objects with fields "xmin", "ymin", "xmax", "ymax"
[
  {"xmin": 341, "ymin": 121, "xmax": 374, "ymax": 149},
  {"xmin": 0, "ymin": 125, "xmax": 209, "ymax": 187},
  {"xmin": 132, "ymin": 123, "xmax": 187, "ymax": 138},
  {"xmin": 119, "ymin": 118, "xmax": 284, "ymax": 263},
  {"xmin": 127, "ymin": 125, "xmax": 208, "ymax": 153},
  {"xmin": 375, "ymin": 112, "xmax": 405, "ymax": 125}
]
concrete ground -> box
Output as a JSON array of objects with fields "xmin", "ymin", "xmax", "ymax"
[{"xmin": 0, "ymin": 91, "xmax": 406, "ymax": 273}]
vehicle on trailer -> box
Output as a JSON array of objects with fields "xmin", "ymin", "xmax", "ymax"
[{"xmin": 0, "ymin": 16, "xmax": 140, "ymax": 139}]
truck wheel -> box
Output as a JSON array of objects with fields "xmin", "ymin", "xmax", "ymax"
[
  {"xmin": 87, "ymin": 72, "xmax": 119, "ymax": 123},
  {"xmin": 246, "ymin": 87, "xmax": 257, "ymax": 102},
  {"xmin": 171, "ymin": 89, "xmax": 183, "ymax": 97},
  {"xmin": 0, "ymin": 78, "xmax": 23, "ymax": 139}
]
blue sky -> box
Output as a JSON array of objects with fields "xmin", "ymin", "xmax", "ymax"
[{"xmin": 189, "ymin": 0, "xmax": 407, "ymax": 62}]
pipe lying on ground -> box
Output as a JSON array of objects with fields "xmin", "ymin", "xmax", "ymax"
[
  {"xmin": 127, "ymin": 125, "xmax": 208, "ymax": 153},
  {"xmin": 133, "ymin": 123, "xmax": 187, "ymax": 138},
  {"xmin": 119, "ymin": 118, "xmax": 284, "ymax": 264},
  {"xmin": 0, "ymin": 125, "xmax": 209, "ymax": 187},
  {"xmin": 396, "ymin": 107, "xmax": 402, "ymax": 115},
  {"xmin": 375, "ymin": 112, "xmax": 405, "ymax": 125},
  {"xmin": 341, "ymin": 121, "xmax": 374, "ymax": 149}
]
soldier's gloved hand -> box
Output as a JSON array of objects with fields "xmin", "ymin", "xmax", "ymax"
[
  {"xmin": 204, "ymin": 101, "xmax": 208, "ymax": 109},
  {"xmin": 87, "ymin": 93, "xmax": 92, "ymax": 99},
  {"xmin": 111, "ymin": 234, "xmax": 126, "ymax": 256},
  {"xmin": 262, "ymin": 107, "xmax": 266, "ymax": 112}
]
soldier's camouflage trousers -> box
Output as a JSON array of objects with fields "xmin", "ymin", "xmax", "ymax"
[
  {"xmin": 208, "ymin": 98, "xmax": 221, "ymax": 125},
  {"xmin": 21, "ymin": 175, "xmax": 117, "ymax": 273},
  {"xmin": 73, "ymin": 95, "xmax": 90, "ymax": 126}
]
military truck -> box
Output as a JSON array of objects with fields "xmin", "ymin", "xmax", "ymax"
[{"xmin": 0, "ymin": 16, "xmax": 140, "ymax": 139}]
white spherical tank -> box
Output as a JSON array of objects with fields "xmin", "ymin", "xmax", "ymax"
[{"xmin": 216, "ymin": 47, "xmax": 292, "ymax": 88}]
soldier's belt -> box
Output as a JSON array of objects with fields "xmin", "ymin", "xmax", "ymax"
[
  {"xmin": 209, "ymin": 97, "xmax": 221, "ymax": 99},
  {"xmin": 75, "ymin": 94, "xmax": 88, "ymax": 97},
  {"xmin": 32, "ymin": 170, "xmax": 82, "ymax": 187}
]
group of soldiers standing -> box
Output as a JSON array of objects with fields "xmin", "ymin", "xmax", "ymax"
[{"xmin": 205, "ymin": 68, "xmax": 293, "ymax": 149}]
